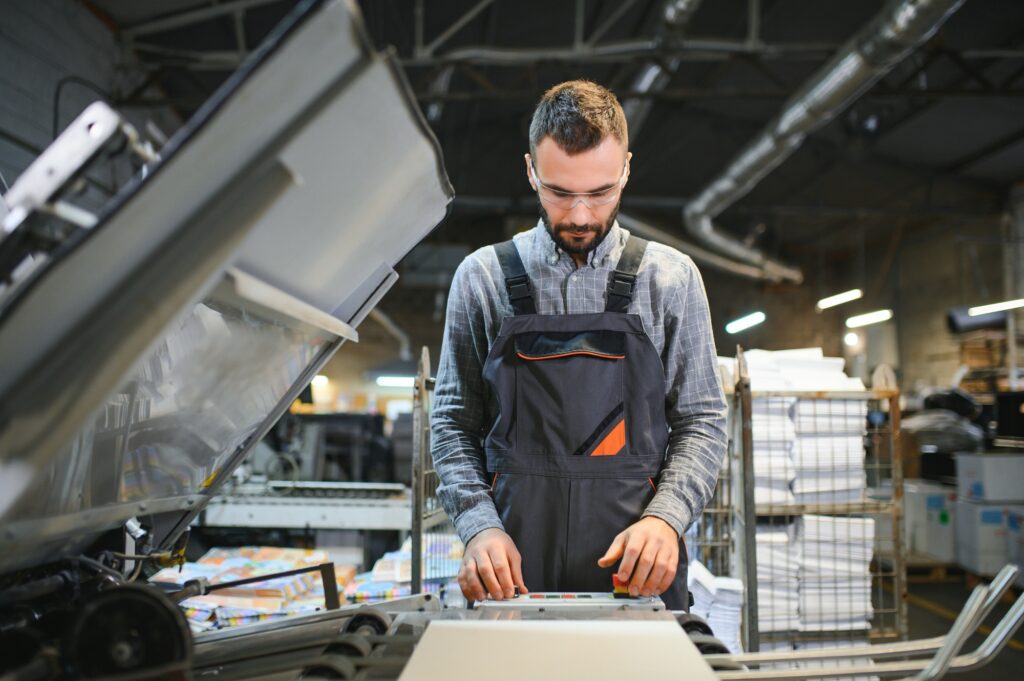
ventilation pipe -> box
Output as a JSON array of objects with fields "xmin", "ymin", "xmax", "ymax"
[
  {"xmin": 617, "ymin": 213, "xmax": 779, "ymax": 280},
  {"xmin": 621, "ymin": 0, "xmax": 703, "ymax": 138},
  {"xmin": 680, "ymin": 0, "xmax": 965, "ymax": 283}
]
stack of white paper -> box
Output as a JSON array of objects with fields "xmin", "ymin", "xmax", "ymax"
[
  {"xmin": 755, "ymin": 522, "xmax": 800, "ymax": 632},
  {"xmin": 744, "ymin": 348, "xmax": 865, "ymax": 392},
  {"xmin": 688, "ymin": 560, "xmax": 744, "ymax": 654},
  {"xmin": 793, "ymin": 400, "xmax": 867, "ymax": 505},
  {"xmin": 798, "ymin": 515, "xmax": 874, "ymax": 631},
  {"xmin": 752, "ymin": 397, "xmax": 797, "ymax": 506}
]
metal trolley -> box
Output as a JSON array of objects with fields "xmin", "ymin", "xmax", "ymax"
[
  {"xmin": 409, "ymin": 347, "xmax": 463, "ymax": 604},
  {"xmin": 729, "ymin": 350, "xmax": 907, "ymax": 653}
]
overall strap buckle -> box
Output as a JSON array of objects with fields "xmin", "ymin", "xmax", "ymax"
[
  {"xmin": 607, "ymin": 271, "xmax": 636, "ymax": 299},
  {"xmin": 505, "ymin": 274, "xmax": 535, "ymax": 314},
  {"xmin": 494, "ymin": 239, "xmax": 537, "ymax": 316},
  {"xmin": 605, "ymin": 235, "xmax": 649, "ymax": 313}
]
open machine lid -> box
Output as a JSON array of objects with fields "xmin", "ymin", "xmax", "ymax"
[{"xmin": 0, "ymin": 0, "xmax": 452, "ymax": 574}]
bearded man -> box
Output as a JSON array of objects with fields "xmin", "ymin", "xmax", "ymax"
[{"xmin": 430, "ymin": 80, "xmax": 727, "ymax": 611}]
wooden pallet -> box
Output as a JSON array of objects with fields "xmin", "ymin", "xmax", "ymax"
[{"xmin": 905, "ymin": 554, "xmax": 961, "ymax": 583}]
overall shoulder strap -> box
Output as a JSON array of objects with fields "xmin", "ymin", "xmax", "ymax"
[
  {"xmin": 493, "ymin": 239, "xmax": 537, "ymax": 316},
  {"xmin": 605, "ymin": 235, "xmax": 649, "ymax": 313}
]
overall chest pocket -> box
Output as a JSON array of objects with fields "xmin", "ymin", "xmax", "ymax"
[{"xmin": 513, "ymin": 330, "xmax": 627, "ymax": 456}]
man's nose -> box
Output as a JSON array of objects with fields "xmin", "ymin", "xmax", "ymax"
[{"xmin": 566, "ymin": 198, "xmax": 595, "ymax": 225}]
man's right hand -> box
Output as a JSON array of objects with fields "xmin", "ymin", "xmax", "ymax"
[{"xmin": 457, "ymin": 528, "xmax": 528, "ymax": 602}]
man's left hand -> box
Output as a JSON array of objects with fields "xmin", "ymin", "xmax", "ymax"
[{"xmin": 597, "ymin": 516, "xmax": 679, "ymax": 597}]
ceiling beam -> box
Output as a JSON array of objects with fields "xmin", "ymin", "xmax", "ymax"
[
  {"xmin": 412, "ymin": 85, "xmax": 1024, "ymax": 103},
  {"xmin": 121, "ymin": 0, "xmax": 283, "ymax": 39}
]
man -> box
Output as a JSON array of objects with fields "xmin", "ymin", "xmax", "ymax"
[{"xmin": 431, "ymin": 80, "xmax": 726, "ymax": 610}]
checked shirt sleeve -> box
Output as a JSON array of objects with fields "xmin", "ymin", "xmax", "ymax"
[
  {"xmin": 430, "ymin": 254, "xmax": 506, "ymax": 544},
  {"xmin": 642, "ymin": 256, "xmax": 728, "ymax": 538}
]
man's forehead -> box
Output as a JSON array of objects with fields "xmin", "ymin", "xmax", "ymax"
[{"xmin": 533, "ymin": 136, "xmax": 626, "ymax": 190}]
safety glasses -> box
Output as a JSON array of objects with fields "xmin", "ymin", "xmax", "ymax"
[{"xmin": 529, "ymin": 159, "xmax": 627, "ymax": 210}]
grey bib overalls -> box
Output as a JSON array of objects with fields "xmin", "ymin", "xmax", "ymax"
[{"xmin": 482, "ymin": 235, "xmax": 689, "ymax": 610}]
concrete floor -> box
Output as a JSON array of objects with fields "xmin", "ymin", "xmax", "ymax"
[{"xmin": 905, "ymin": 579, "xmax": 1024, "ymax": 680}]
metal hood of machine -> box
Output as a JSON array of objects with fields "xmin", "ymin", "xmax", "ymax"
[{"xmin": 0, "ymin": 0, "xmax": 453, "ymax": 575}]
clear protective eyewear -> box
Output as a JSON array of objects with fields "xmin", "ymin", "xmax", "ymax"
[{"xmin": 530, "ymin": 159, "xmax": 628, "ymax": 210}]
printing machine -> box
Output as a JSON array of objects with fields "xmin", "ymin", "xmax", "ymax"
[
  {"xmin": 1, "ymin": 1, "xmax": 1023, "ymax": 679},
  {"xmin": 0, "ymin": 0, "xmax": 451, "ymax": 676}
]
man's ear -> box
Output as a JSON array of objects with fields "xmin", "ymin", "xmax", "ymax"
[
  {"xmin": 625, "ymin": 151, "xmax": 633, "ymax": 183},
  {"xmin": 524, "ymin": 153, "xmax": 537, "ymax": 191}
]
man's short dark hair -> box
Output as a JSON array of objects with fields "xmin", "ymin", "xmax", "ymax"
[{"xmin": 529, "ymin": 80, "xmax": 629, "ymax": 156}]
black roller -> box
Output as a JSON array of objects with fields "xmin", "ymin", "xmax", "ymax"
[
  {"xmin": 675, "ymin": 612, "xmax": 714, "ymax": 637},
  {"xmin": 343, "ymin": 608, "xmax": 389, "ymax": 636},
  {"xmin": 686, "ymin": 632, "xmax": 732, "ymax": 656},
  {"xmin": 327, "ymin": 633, "xmax": 374, "ymax": 658},
  {"xmin": 62, "ymin": 583, "xmax": 191, "ymax": 679},
  {"xmin": 300, "ymin": 653, "xmax": 357, "ymax": 680}
]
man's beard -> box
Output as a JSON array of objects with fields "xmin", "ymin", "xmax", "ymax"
[{"xmin": 538, "ymin": 199, "xmax": 620, "ymax": 256}]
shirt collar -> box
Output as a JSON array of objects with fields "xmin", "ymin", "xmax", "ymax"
[{"xmin": 532, "ymin": 219, "xmax": 624, "ymax": 269}]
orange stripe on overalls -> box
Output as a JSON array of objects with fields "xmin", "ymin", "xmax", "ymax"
[{"xmin": 590, "ymin": 419, "xmax": 626, "ymax": 456}]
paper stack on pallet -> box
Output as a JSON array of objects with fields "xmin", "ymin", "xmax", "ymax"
[
  {"xmin": 755, "ymin": 522, "xmax": 800, "ymax": 632},
  {"xmin": 743, "ymin": 348, "xmax": 866, "ymax": 508},
  {"xmin": 793, "ymin": 385, "xmax": 867, "ymax": 505},
  {"xmin": 745, "ymin": 350, "xmax": 797, "ymax": 506},
  {"xmin": 798, "ymin": 515, "xmax": 874, "ymax": 631},
  {"xmin": 752, "ymin": 397, "xmax": 797, "ymax": 506},
  {"xmin": 792, "ymin": 410, "xmax": 867, "ymax": 505},
  {"xmin": 688, "ymin": 560, "xmax": 744, "ymax": 654}
]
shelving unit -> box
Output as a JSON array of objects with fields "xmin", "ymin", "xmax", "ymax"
[{"xmin": 729, "ymin": 355, "xmax": 906, "ymax": 653}]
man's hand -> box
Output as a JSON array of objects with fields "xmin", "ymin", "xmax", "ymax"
[
  {"xmin": 458, "ymin": 528, "xmax": 528, "ymax": 602},
  {"xmin": 597, "ymin": 516, "xmax": 679, "ymax": 597}
]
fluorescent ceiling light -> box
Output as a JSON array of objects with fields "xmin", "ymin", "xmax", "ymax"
[
  {"xmin": 844, "ymin": 331, "xmax": 860, "ymax": 347},
  {"xmin": 968, "ymin": 298, "xmax": 1024, "ymax": 316},
  {"xmin": 311, "ymin": 374, "xmax": 329, "ymax": 387},
  {"xmin": 725, "ymin": 311, "xmax": 766, "ymax": 334},
  {"xmin": 376, "ymin": 376, "xmax": 415, "ymax": 388},
  {"xmin": 845, "ymin": 309, "xmax": 893, "ymax": 328},
  {"xmin": 816, "ymin": 288, "xmax": 863, "ymax": 311}
]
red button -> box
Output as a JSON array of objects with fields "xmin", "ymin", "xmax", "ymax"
[
  {"xmin": 530, "ymin": 594, "xmax": 545, "ymax": 599},
  {"xmin": 562, "ymin": 594, "xmax": 575, "ymax": 598}
]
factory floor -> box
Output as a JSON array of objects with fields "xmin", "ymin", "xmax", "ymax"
[{"xmin": 905, "ymin": 578, "xmax": 1024, "ymax": 680}]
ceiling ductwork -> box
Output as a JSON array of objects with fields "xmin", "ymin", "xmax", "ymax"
[
  {"xmin": 621, "ymin": 0, "xmax": 703, "ymax": 138},
  {"xmin": 616, "ymin": 213, "xmax": 783, "ymax": 280},
  {"xmin": 679, "ymin": 0, "xmax": 966, "ymax": 284}
]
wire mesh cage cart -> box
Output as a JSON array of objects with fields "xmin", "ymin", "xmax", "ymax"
[
  {"xmin": 409, "ymin": 347, "xmax": 465, "ymax": 606},
  {"xmin": 731, "ymin": 351, "xmax": 907, "ymax": 655},
  {"xmin": 689, "ymin": 386, "xmax": 736, "ymax": 579}
]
